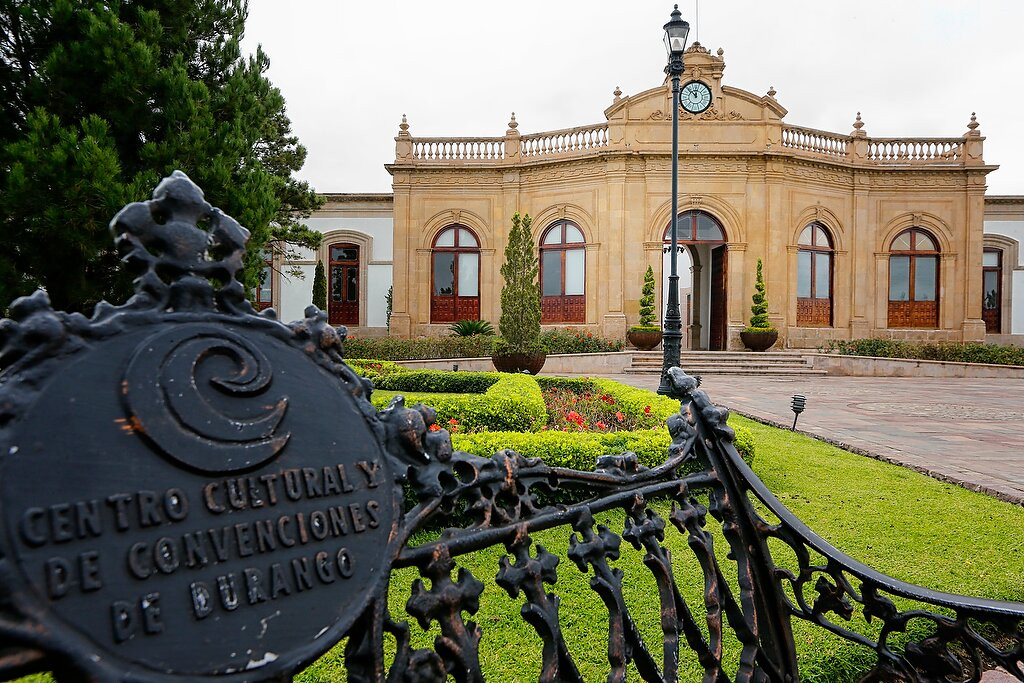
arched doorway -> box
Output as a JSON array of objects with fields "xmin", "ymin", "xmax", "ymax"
[{"xmin": 663, "ymin": 211, "xmax": 727, "ymax": 350}]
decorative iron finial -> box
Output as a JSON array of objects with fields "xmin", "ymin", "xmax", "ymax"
[
  {"xmin": 110, "ymin": 170, "xmax": 251, "ymax": 314},
  {"xmin": 766, "ymin": 85, "xmax": 777, "ymax": 98},
  {"xmin": 613, "ymin": 86, "xmax": 622, "ymax": 103},
  {"xmin": 507, "ymin": 112, "xmax": 518, "ymax": 131},
  {"xmin": 967, "ymin": 112, "xmax": 979, "ymax": 132},
  {"xmin": 398, "ymin": 114, "xmax": 410, "ymax": 136}
]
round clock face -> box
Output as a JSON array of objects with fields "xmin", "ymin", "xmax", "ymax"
[{"xmin": 680, "ymin": 81, "xmax": 712, "ymax": 113}]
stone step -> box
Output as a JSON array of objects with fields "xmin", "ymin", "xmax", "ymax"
[
  {"xmin": 623, "ymin": 366, "xmax": 828, "ymax": 376},
  {"xmin": 630, "ymin": 357, "xmax": 811, "ymax": 366}
]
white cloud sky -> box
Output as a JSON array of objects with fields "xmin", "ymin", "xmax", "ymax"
[{"xmin": 242, "ymin": 0, "xmax": 1024, "ymax": 195}]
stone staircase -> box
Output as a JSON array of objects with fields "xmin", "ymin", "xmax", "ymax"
[{"xmin": 625, "ymin": 351, "xmax": 827, "ymax": 376}]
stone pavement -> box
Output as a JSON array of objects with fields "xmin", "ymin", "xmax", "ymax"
[{"xmin": 605, "ymin": 373, "xmax": 1024, "ymax": 506}]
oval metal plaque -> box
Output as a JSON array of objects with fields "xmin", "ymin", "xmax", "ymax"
[{"xmin": 0, "ymin": 320, "xmax": 396, "ymax": 678}]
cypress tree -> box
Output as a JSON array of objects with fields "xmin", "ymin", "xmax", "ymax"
[
  {"xmin": 748, "ymin": 258, "xmax": 773, "ymax": 330},
  {"xmin": 636, "ymin": 265, "xmax": 657, "ymax": 328},
  {"xmin": 496, "ymin": 212, "xmax": 542, "ymax": 355},
  {"xmin": 0, "ymin": 0, "xmax": 322, "ymax": 313},
  {"xmin": 312, "ymin": 260, "xmax": 327, "ymax": 310}
]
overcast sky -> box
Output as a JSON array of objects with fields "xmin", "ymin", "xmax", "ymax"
[{"xmin": 242, "ymin": 1, "xmax": 1024, "ymax": 196}]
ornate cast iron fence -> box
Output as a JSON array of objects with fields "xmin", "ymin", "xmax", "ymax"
[{"xmin": 0, "ymin": 173, "xmax": 1021, "ymax": 683}]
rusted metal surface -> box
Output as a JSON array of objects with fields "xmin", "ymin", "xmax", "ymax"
[{"xmin": 0, "ymin": 172, "xmax": 1021, "ymax": 682}]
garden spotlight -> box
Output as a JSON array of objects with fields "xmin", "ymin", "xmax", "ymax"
[{"xmin": 791, "ymin": 394, "xmax": 806, "ymax": 430}]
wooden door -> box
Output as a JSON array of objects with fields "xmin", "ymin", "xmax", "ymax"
[
  {"xmin": 328, "ymin": 244, "xmax": 360, "ymax": 326},
  {"xmin": 710, "ymin": 246, "xmax": 727, "ymax": 351}
]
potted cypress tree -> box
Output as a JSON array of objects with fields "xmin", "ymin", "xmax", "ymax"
[
  {"xmin": 740, "ymin": 258, "xmax": 778, "ymax": 351},
  {"xmin": 627, "ymin": 265, "xmax": 662, "ymax": 350},
  {"xmin": 492, "ymin": 212, "xmax": 546, "ymax": 374}
]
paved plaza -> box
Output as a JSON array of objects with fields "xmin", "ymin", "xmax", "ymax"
[{"xmin": 608, "ymin": 373, "xmax": 1024, "ymax": 505}]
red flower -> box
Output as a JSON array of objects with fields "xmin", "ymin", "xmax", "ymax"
[
  {"xmin": 429, "ymin": 424, "xmax": 441, "ymax": 431},
  {"xmin": 616, "ymin": 411, "xmax": 625, "ymax": 422},
  {"xmin": 448, "ymin": 418, "xmax": 458, "ymax": 426},
  {"xmin": 587, "ymin": 332, "xmax": 593, "ymax": 338},
  {"xmin": 595, "ymin": 421, "xmax": 607, "ymax": 430},
  {"xmin": 644, "ymin": 405, "xmax": 652, "ymax": 415}
]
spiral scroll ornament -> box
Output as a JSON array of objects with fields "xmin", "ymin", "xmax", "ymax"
[{"xmin": 122, "ymin": 324, "xmax": 290, "ymax": 473}]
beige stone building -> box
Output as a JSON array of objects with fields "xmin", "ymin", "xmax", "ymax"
[{"xmin": 379, "ymin": 43, "xmax": 995, "ymax": 349}]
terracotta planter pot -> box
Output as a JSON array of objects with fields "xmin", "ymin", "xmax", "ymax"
[
  {"xmin": 491, "ymin": 352, "xmax": 547, "ymax": 374},
  {"xmin": 627, "ymin": 329, "xmax": 663, "ymax": 351},
  {"xmin": 740, "ymin": 329, "xmax": 778, "ymax": 352}
]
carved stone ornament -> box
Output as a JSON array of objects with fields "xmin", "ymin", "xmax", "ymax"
[{"xmin": 0, "ymin": 171, "xmax": 1022, "ymax": 683}]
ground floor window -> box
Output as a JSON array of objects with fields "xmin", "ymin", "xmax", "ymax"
[
  {"xmin": 796, "ymin": 223, "xmax": 833, "ymax": 326},
  {"xmin": 431, "ymin": 226, "xmax": 480, "ymax": 323},
  {"xmin": 254, "ymin": 248, "xmax": 273, "ymax": 311},
  {"xmin": 888, "ymin": 228, "xmax": 939, "ymax": 328},
  {"xmin": 540, "ymin": 220, "xmax": 585, "ymax": 323}
]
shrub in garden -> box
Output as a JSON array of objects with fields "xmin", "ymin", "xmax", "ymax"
[
  {"xmin": 448, "ymin": 319, "xmax": 495, "ymax": 337},
  {"xmin": 535, "ymin": 377, "xmax": 598, "ymax": 393},
  {"xmin": 343, "ymin": 335, "xmax": 495, "ymax": 360},
  {"xmin": 494, "ymin": 212, "xmax": 543, "ymax": 357},
  {"xmin": 540, "ymin": 328, "xmax": 625, "ymax": 354},
  {"xmin": 346, "ymin": 358, "xmax": 406, "ymax": 381},
  {"xmin": 824, "ymin": 338, "xmax": 1024, "ymax": 366}
]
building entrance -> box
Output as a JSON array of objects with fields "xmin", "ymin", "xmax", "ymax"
[{"xmin": 662, "ymin": 211, "xmax": 728, "ymax": 351}]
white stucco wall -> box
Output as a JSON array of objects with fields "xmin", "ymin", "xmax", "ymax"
[
  {"xmin": 984, "ymin": 219, "xmax": 1024, "ymax": 334},
  {"xmin": 277, "ymin": 210, "xmax": 394, "ymax": 327}
]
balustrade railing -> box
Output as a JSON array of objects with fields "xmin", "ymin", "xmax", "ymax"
[
  {"xmin": 520, "ymin": 122, "xmax": 610, "ymax": 158},
  {"xmin": 781, "ymin": 125, "xmax": 848, "ymax": 159},
  {"xmin": 867, "ymin": 137, "xmax": 963, "ymax": 162},
  {"xmin": 411, "ymin": 137, "xmax": 505, "ymax": 161}
]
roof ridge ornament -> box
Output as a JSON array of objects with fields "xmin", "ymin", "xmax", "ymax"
[
  {"xmin": 851, "ymin": 112, "xmax": 866, "ymax": 138},
  {"xmin": 966, "ymin": 112, "xmax": 980, "ymax": 136},
  {"xmin": 613, "ymin": 86, "xmax": 622, "ymax": 104},
  {"xmin": 766, "ymin": 85, "xmax": 777, "ymax": 99},
  {"xmin": 398, "ymin": 113, "xmax": 410, "ymax": 136}
]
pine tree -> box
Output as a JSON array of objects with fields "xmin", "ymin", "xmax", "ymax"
[
  {"xmin": 312, "ymin": 260, "xmax": 327, "ymax": 310},
  {"xmin": 748, "ymin": 258, "xmax": 773, "ymax": 330},
  {"xmin": 496, "ymin": 212, "xmax": 542, "ymax": 355},
  {"xmin": 636, "ymin": 265, "xmax": 657, "ymax": 328},
  {"xmin": 0, "ymin": 0, "xmax": 322, "ymax": 313}
]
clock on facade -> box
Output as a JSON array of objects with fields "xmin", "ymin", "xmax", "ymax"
[{"xmin": 680, "ymin": 80, "xmax": 712, "ymax": 113}]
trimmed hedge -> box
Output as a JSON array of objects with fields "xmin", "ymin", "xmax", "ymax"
[
  {"xmin": 535, "ymin": 376, "xmax": 598, "ymax": 393},
  {"xmin": 370, "ymin": 372, "xmax": 546, "ymax": 433},
  {"xmin": 825, "ymin": 338, "xmax": 1024, "ymax": 366},
  {"xmin": 452, "ymin": 421, "xmax": 754, "ymax": 472},
  {"xmin": 374, "ymin": 370, "xmax": 498, "ymax": 394},
  {"xmin": 346, "ymin": 358, "xmax": 406, "ymax": 381},
  {"xmin": 344, "ymin": 335, "xmax": 495, "ymax": 360}
]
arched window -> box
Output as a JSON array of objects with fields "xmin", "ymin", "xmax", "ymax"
[
  {"xmin": 982, "ymin": 248, "xmax": 1002, "ymax": 333},
  {"xmin": 431, "ymin": 226, "xmax": 480, "ymax": 323},
  {"xmin": 540, "ymin": 220, "xmax": 586, "ymax": 323},
  {"xmin": 796, "ymin": 223, "xmax": 833, "ymax": 326},
  {"xmin": 888, "ymin": 228, "xmax": 939, "ymax": 328},
  {"xmin": 663, "ymin": 210, "xmax": 725, "ymax": 243}
]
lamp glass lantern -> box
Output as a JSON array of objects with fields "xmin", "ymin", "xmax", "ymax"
[{"xmin": 663, "ymin": 5, "xmax": 691, "ymax": 58}]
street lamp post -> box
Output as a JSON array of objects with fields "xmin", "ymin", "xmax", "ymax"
[{"xmin": 657, "ymin": 5, "xmax": 690, "ymax": 396}]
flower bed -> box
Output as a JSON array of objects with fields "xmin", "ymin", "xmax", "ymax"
[
  {"xmin": 540, "ymin": 328, "xmax": 625, "ymax": 354},
  {"xmin": 368, "ymin": 372, "xmax": 546, "ymax": 433}
]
